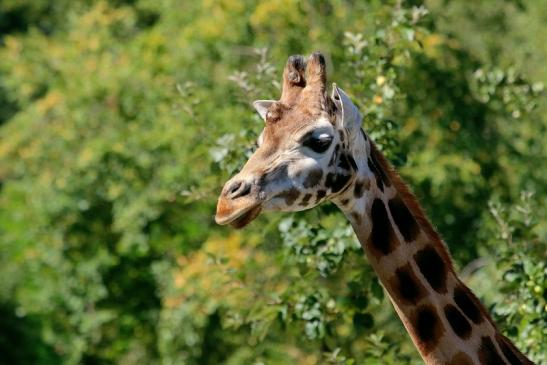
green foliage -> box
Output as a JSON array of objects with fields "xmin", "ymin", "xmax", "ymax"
[
  {"xmin": 486, "ymin": 193, "xmax": 546, "ymax": 363},
  {"xmin": 0, "ymin": 0, "xmax": 545, "ymax": 364}
]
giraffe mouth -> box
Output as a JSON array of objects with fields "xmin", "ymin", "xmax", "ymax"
[
  {"xmin": 215, "ymin": 204, "xmax": 262, "ymax": 229},
  {"xmin": 229, "ymin": 205, "xmax": 262, "ymax": 229}
]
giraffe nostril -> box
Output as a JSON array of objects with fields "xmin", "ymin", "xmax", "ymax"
[
  {"xmin": 226, "ymin": 180, "xmax": 252, "ymax": 199},
  {"xmin": 228, "ymin": 181, "xmax": 242, "ymax": 195}
]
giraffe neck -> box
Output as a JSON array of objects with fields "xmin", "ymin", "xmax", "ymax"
[{"xmin": 333, "ymin": 143, "xmax": 532, "ymax": 365}]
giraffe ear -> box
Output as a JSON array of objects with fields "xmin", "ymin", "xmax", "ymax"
[
  {"xmin": 331, "ymin": 84, "xmax": 362, "ymax": 133},
  {"xmin": 253, "ymin": 100, "xmax": 276, "ymax": 121}
]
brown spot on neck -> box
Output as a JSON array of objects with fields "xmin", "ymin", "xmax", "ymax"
[
  {"xmin": 367, "ymin": 140, "xmax": 454, "ymax": 267},
  {"xmin": 411, "ymin": 304, "xmax": 444, "ymax": 354},
  {"xmin": 478, "ymin": 336, "xmax": 505, "ymax": 365},
  {"xmin": 447, "ymin": 352, "xmax": 474, "ymax": 365},
  {"xmin": 414, "ymin": 245, "xmax": 448, "ymax": 293},
  {"xmin": 367, "ymin": 198, "xmax": 398, "ymax": 256},
  {"xmin": 388, "ymin": 195, "xmax": 420, "ymax": 242},
  {"xmin": 495, "ymin": 334, "xmax": 534, "ymax": 365},
  {"xmin": 453, "ymin": 285, "xmax": 484, "ymax": 325},
  {"xmin": 367, "ymin": 157, "xmax": 385, "ymax": 191},
  {"xmin": 389, "ymin": 263, "xmax": 426, "ymax": 305},
  {"xmin": 444, "ymin": 304, "xmax": 472, "ymax": 339}
]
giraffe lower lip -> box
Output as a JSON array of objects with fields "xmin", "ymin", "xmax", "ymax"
[{"xmin": 229, "ymin": 205, "xmax": 262, "ymax": 229}]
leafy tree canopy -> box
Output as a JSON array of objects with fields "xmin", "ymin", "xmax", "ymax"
[{"xmin": 0, "ymin": 0, "xmax": 545, "ymax": 364}]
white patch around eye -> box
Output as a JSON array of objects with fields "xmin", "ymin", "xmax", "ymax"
[{"xmin": 288, "ymin": 158, "xmax": 316, "ymax": 179}]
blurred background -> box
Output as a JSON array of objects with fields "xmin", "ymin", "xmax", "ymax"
[{"xmin": 0, "ymin": 0, "xmax": 545, "ymax": 364}]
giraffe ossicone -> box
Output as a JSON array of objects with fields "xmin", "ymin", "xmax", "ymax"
[{"xmin": 215, "ymin": 52, "xmax": 533, "ymax": 365}]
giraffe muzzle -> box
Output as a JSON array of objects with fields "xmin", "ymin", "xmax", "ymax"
[{"xmin": 215, "ymin": 178, "xmax": 265, "ymax": 228}]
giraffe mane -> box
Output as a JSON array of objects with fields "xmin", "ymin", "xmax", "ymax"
[
  {"xmin": 369, "ymin": 141, "xmax": 453, "ymax": 266},
  {"xmin": 370, "ymin": 141, "xmax": 536, "ymax": 362}
]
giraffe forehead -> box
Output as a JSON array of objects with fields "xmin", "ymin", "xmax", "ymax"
[{"xmin": 263, "ymin": 108, "xmax": 334, "ymax": 143}]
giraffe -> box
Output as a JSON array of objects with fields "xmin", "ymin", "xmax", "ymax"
[{"xmin": 215, "ymin": 52, "xmax": 534, "ymax": 365}]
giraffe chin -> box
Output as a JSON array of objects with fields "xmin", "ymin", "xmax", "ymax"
[{"xmin": 229, "ymin": 205, "xmax": 262, "ymax": 229}]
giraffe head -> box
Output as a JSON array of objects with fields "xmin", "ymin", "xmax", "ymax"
[{"xmin": 216, "ymin": 52, "xmax": 369, "ymax": 228}]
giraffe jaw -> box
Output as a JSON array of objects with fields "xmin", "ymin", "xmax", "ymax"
[
  {"xmin": 215, "ymin": 203, "xmax": 262, "ymax": 229},
  {"xmin": 229, "ymin": 205, "xmax": 262, "ymax": 229}
]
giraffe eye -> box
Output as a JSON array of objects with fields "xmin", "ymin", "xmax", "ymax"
[{"xmin": 303, "ymin": 133, "xmax": 333, "ymax": 153}]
